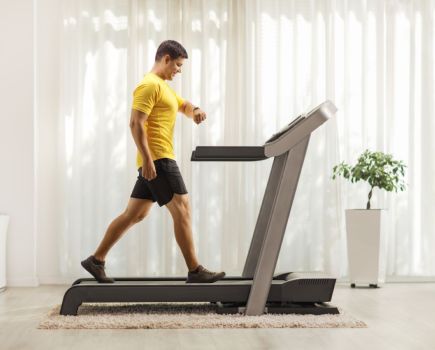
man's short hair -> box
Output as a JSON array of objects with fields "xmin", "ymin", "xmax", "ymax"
[{"xmin": 155, "ymin": 40, "xmax": 188, "ymax": 61}]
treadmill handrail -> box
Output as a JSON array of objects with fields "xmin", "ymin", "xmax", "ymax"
[
  {"xmin": 190, "ymin": 101, "xmax": 337, "ymax": 161},
  {"xmin": 191, "ymin": 146, "xmax": 267, "ymax": 161}
]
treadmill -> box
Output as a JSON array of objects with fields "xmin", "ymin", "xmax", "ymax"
[{"xmin": 60, "ymin": 100, "xmax": 339, "ymax": 316}]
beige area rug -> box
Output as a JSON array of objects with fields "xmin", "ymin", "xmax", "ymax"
[{"xmin": 39, "ymin": 303, "xmax": 367, "ymax": 329}]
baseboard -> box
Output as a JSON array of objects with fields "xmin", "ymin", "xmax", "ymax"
[
  {"xmin": 38, "ymin": 275, "xmax": 78, "ymax": 285},
  {"xmin": 7, "ymin": 276, "xmax": 39, "ymax": 287},
  {"xmin": 384, "ymin": 276, "xmax": 435, "ymax": 283},
  {"xmin": 337, "ymin": 276, "xmax": 435, "ymax": 284}
]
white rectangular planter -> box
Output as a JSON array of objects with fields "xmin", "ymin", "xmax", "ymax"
[
  {"xmin": 0, "ymin": 215, "xmax": 9, "ymax": 292},
  {"xmin": 345, "ymin": 209, "xmax": 387, "ymax": 287}
]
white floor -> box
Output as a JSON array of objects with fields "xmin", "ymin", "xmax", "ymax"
[{"xmin": 0, "ymin": 283, "xmax": 434, "ymax": 350}]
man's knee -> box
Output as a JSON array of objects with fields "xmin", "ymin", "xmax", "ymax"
[
  {"xmin": 124, "ymin": 209, "xmax": 150, "ymax": 224},
  {"xmin": 123, "ymin": 198, "xmax": 153, "ymax": 224},
  {"xmin": 168, "ymin": 194, "xmax": 191, "ymax": 218},
  {"xmin": 134, "ymin": 212, "xmax": 148, "ymax": 223}
]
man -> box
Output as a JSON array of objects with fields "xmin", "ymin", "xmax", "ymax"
[{"xmin": 81, "ymin": 40, "xmax": 226, "ymax": 283}]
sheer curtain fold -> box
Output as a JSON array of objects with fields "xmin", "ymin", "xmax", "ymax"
[{"xmin": 57, "ymin": 0, "xmax": 435, "ymax": 280}]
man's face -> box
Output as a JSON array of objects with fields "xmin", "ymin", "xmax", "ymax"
[{"xmin": 163, "ymin": 55, "xmax": 184, "ymax": 80}]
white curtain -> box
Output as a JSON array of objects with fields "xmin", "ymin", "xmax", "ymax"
[{"xmin": 57, "ymin": 0, "xmax": 435, "ymax": 280}]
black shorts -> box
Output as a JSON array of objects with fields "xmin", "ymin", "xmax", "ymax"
[{"xmin": 130, "ymin": 158, "xmax": 188, "ymax": 206}]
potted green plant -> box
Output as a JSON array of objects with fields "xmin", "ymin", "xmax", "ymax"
[{"xmin": 332, "ymin": 150, "xmax": 406, "ymax": 288}]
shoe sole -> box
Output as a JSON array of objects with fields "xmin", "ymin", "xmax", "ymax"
[{"xmin": 186, "ymin": 272, "xmax": 226, "ymax": 283}]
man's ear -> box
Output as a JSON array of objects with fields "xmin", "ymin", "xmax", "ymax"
[{"xmin": 163, "ymin": 54, "xmax": 171, "ymax": 64}]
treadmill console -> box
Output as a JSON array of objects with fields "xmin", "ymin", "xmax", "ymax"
[{"xmin": 265, "ymin": 115, "xmax": 306, "ymax": 143}]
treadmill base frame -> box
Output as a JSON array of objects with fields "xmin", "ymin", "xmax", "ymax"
[{"xmin": 216, "ymin": 301, "xmax": 339, "ymax": 315}]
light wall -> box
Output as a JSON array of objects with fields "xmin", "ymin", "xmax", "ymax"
[
  {"xmin": 0, "ymin": 0, "xmax": 61, "ymax": 286},
  {"xmin": 35, "ymin": 0, "xmax": 62, "ymax": 284},
  {"xmin": 0, "ymin": 0, "xmax": 37, "ymax": 286}
]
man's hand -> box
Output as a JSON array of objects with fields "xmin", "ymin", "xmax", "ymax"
[
  {"xmin": 179, "ymin": 102, "xmax": 207, "ymax": 124},
  {"xmin": 193, "ymin": 108, "xmax": 207, "ymax": 124},
  {"xmin": 142, "ymin": 157, "xmax": 157, "ymax": 181}
]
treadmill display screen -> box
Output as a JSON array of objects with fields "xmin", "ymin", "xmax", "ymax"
[{"xmin": 265, "ymin": 115, "xmax": 305, "ymax": 143}]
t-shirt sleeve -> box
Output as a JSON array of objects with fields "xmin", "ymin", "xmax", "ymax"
[
  {"xmin": 132, "ymin": 82, "xmax": 160, "ymax": 115},
  {"xmin": 174, "ymin": 92, "xmax": 185, "ymax": 110}
]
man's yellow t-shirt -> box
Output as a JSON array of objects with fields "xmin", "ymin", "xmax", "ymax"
[{"xmin": 132, "ymin": 72, "xmax": 185, "ymax": 168}]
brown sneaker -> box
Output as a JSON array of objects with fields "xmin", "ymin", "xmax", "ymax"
[
  {"xmin": 81, "ymin": 255, "xmax": 114, "ymax": 283},
  {"xmin": 186, "ymin": 265, "xmax": 226, "ymax": 283}
]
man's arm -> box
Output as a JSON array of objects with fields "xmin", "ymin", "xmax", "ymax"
[
  {"xmin": 180, "ymin": 101, "xmax": 207, "ymax": 124},
  {"xmin": 129, "ymin": 109, "xmax": 156, "ymax": 180}
]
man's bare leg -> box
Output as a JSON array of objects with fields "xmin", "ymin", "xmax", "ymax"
[
  {"xmin": 165, "ymin": 194, "xmax": 199, "ymax": 270},
  {"xmin": 93, "ymin": 198, "xmax": 154, "ymax": 261},
  {"xmin": 166, "ymin": 194, "xmax": 225, "ymax": 282},
  {"xmin": 81, "ymin": 198, "xmax": 154, "ymax": 283}
]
